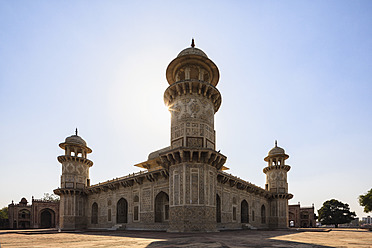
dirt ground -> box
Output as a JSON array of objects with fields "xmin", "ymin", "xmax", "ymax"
[{"xmin": 0, "ymin": 228, "xmax": 371, "ymax": 248}]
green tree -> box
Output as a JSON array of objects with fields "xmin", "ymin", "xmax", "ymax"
[
  {"xmin": 41, "ymin": 193, "xmax": 60, "ymax": 202},
  {"xmin": 0, "ymin": 207, "xmax": 8, "ymax": 219},
  {"xmin": 359, "ymin": 188, "xmax": 372, "ymax": 213},
  {"xmin": 318, "ymin": 199, "xmax": 356, "ymax": 228}
]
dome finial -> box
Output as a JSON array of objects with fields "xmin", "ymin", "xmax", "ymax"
[
  {"xmin": 191, "ymin": 38, "xmax": 195, "ymax": 48},
  {"xmin": 75, "ymin": 128, "xmax": 78, "ymax": 136},
  {"xmin": 275, "ymin": 140, "xmax": 277, "ymax": 147}
]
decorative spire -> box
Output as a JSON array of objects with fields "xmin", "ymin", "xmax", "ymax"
[
  {"xmin": 191, "ymin": 38, "xmax": 195, "ymax": 48},
  {"xmin": 275, "ymin": 140, "xmax": 277, "ymax": 147},
  {"xmin": 75, "ymin": 128, "xmax": 78, "ymax": 136}
]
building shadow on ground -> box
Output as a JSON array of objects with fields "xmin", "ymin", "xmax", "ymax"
[
  {"xmin": 145, "ymin": 230, "xmax": 335, "ymax": 248},
  {"xmin": 70, "ymin": 229, "xmax": 336, "ymax": 248}
]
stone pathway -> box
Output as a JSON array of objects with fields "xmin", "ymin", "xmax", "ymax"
[{"xmin": 0, "ymin": 228, "xmax": 371, "ymax": 247}]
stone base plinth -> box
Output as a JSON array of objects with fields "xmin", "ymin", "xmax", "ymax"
[
  {"xmin": 168, "ymin": 205, "xmax": 217, "ymax": 232},
  {"xmin": 59, "ymin": 216, "xmax": 87, "ymax": 230}
]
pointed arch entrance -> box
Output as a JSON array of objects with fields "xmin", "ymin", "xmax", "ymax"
[
  {"xmin": 91, "ymin": 202, "xmax": 98, "ymax": 224},
  {"xmin": 216, "ymin": 194, "xmax": 221, "ymax": 223},
  {"xmin": 117, "ymin": 198, "xmax": 128, "ymax": 223},
  {"xmin": 155, "ymin": 192, "xmax": 169, "ymax": 223},
  {"xmin": 18, "ymin": 209, "xmax": 31, "ymax": 228},
  {"xmin": 40, "ymin": 208, "xmax": 55, "ymax": 228},
  {"xmin": 261, "ymin": 204, "xmax": 266, "ymax": 224},
  {"xmin": 241, "ymin": 200, "xmax": 249, "ymax": 223}
]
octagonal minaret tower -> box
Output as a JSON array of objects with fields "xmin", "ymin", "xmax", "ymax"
[
  {"xmin": 263, "ymin": 141, "xmax": 293, "ymax": 228},
  {"xmin": 161, "ymin": 40, "xmax": 227, "ymax": 232},
  {"xmin": 54, "ymin": 129, "xmax": 93, "ymax": 230},
  {"xmin": 164, "ymin": 39, "xmax": 221, "ymax": 150}
]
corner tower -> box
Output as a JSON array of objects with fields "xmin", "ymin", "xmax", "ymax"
[
  {"xmin": 263, "ymin": 141, "xmax": 293, "ymax": 228},
  {"xmin": 162, "ymin": 40, "xmax": 227, "ymax": 232},
  {"xmin": 54, "ymin": 129, "xmax": 93, "ymax": 230},
  {"xmin": 165, "ymin": 39, "xmax": 221, "ymax": 149}
]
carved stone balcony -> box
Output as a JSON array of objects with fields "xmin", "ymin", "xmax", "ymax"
[
  {"xmin": 263, "ymin": 164, "xmax": 291, "ymax": 174},
  {"xmin": 164, "ymin": 80, "xmax": 222, "ymax": 112},
  {"xmin": 158, "ymin": 147, "xmax": 227, "ymax": 171},
  {"xmin": 57, "ymin": 155, "xmax": 93, "ymax": 167}
]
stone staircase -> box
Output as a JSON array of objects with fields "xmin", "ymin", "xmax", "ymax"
[
  {"xmin": 108, "ymin": 224, "xmax": 126, "ymax": 230},
  {"xmin": 242, "ymin": 223, "xmax": 257, "ymax": 230}
]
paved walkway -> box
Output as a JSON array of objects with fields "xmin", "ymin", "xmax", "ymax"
[{"xmin": 0, "ymin": 228, "xmax": 371, "ymax": 247}]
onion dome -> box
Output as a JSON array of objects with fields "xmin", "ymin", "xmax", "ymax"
[
  {"xmin": 268, "ymin": 146, "xmax": 285, "ymax": 156},
  {"xmin": 264, "ymin": 140, "xmax": 289, "ymax": 161},
  {"xmin": 177, "ymin": 47, "xmax": 208, "ymax": 58},
  {"xmin": 64, "ymin": 135, "xmax": 87, "ymax": 146},
  {"xmin": 59, "ymin": 129, "xmax": 92, "ymax": 153},
  {"xmin": 166, "ymin": 39, "xmax": 220, "ymax": 87},
  {"xmin": 20, "ymin": 197, "xmax": 28, "ymax": 204},
  {"xmin": 177, "ymin": 38, "xmax": 208, "ymax": 58}
]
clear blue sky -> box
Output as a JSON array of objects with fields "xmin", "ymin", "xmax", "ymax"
[{"xmin": 1, "ymin": 1, "xmax": 371, "ymax": 218}]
